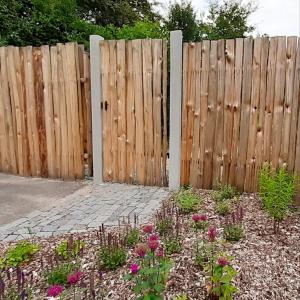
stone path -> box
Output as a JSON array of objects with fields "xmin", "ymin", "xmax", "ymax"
[{"xmin": 0, "ymin": 180, "xmax": 169, "ymax": 242}]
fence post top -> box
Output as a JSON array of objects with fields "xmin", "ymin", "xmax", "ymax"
[
  {"xmin": 90, "ymin": 35, "xmax": 104, "ymax": 42},
  {"xmin": 170, "ymin": 30, "xmax": 183, "ymax": 37}
]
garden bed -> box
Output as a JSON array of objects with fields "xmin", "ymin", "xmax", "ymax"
[{"xmin": 0, "ymin": 189, "xmax": 299, "ymax": 300}]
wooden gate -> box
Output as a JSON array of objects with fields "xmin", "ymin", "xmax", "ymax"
[{"xmin": 100, "ymin": 39, "xmax": 168, "ymax": 186}]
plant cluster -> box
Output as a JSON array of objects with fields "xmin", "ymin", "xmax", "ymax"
[
  {"xmin": 126, "ymin": 227, "xmax": 172, "ymax": 300},
  {"xmin": 123, "ymin": 214, "xmax": 140, "ymax": 247},
  {"xmin": 175, "ymin": 187, "xmax": 201, "ymax": 213},
  {"xmin": 55, "ymin": 235, "xmax": 85, "ymax": 260},
  {"xmin": 223, "ymin": 207, "xmax": 245, "ymax": 242},
  {"xmin": 0, "ymin": 242, "xmax": 39, "ymax": 268},
  {"xmin": 259, "ymin": 164, "xmax": 297, "ymax": 233}
]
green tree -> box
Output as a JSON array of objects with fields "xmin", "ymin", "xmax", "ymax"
[
  {"xmin": 76, "ymin": 0, "xmax": 160, "ymax": 27},
  {"xmin": 164, "ymin": 0, "xmax": 200, "ymax": 42},
  {"xmin": 203, "ymin": 0, "xmax": 256, "ymax": 40}
]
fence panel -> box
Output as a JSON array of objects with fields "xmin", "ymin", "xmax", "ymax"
[
  {"xmin": 100, "ymin": 39, "xmax": 168, "ymax": 186},
  {"xmin": 181, "ymin": 37, "xmax": 300, "ymax": 192},
  {"xmin": 0, "ymin": 43, "xmax": 91, "ymax": 179}
]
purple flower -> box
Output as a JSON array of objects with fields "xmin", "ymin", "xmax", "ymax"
[
  {"xmin": 135, "ymin": 243, "xmax": 148, "ymax": 257},
  {"xmin": 67, "ymin": 271, "xmax": 82, "ymax": 285},
  {"xmin": 143, "ymin": 224, "xmax": 154, "ymax": 234},
  {"xmin": 192, "ymin": 214, "xmax": 208, "ymax": 222},
  {"xmin": 149, "ymin": 234, "xmax": 159, "ymax": 241},
  {"xmin": 130, "ymin": 263, "xmax": 140, "ymax": 274},
  {"xmin": 207, "ymin": 226, "xmax": 217, "ymax": 242},
  {"xmin": 148, "ymin": 239, "xmax": 160, "ymax": 251},
  {"xmin": 217, "ymin": 257, "xmax": 228, "ymax": 267},
  {"xmin": 47, "ymin": 285, "xmax": 64, "ymax": 297}
]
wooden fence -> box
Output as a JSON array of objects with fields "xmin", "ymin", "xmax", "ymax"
[
  {"xmin": 99, "ymin": 39, "xmax": 168, "ymax": 186},
  {"xmin": 0, "ymin": 43, "xmax": 92, "ymax": 179},
  {"xmin": 181, "ymin": 36, "xmax": 300, "ymax": 192}
]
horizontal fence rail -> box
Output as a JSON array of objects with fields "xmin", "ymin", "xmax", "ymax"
[
  {"xmin": 0, "ymin": 43, "xmax": 92, "ymax": 179},
  {"xmin": 181, "ymin": 36, "xmax": 300, "ymax": 192}
]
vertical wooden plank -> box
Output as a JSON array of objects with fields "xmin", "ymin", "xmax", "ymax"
[
  {"xmin": 203, "ymin": 40, "xmax": 218, "ymax": 189},
  {"xmin": 184, "ymin": 43, "xmax": 196, "ymax": 185},
  {"xmin": 271, "ymin": 37, "xmax": 286, "ymax": 169},
  {"xmin": 222, "ymin": 39, "xmax": 235, "ymax": 185},
  {"xmin": 57, "ymin": 44, "xmax": 69, "ymax": 178},
  {"xmin": 244, "ymin": 38, "xmax": 262, "ymax": 192},
  {"xmin": 288, "ymin": 38, "xmax": 300, "ymax": 171},
  {"xmin": 236, "ymin": 38, "xmax": 253, "ymax": 191},
  {"xmin": 142, "ymin": 39, "xmax": 154, "ymax": 185},
  {"xmin": 41, "ymin": 45, "xmax": 56, "ymax": 178},
  {"xmin": 253, "ymin": 37, "xmax": 269, "ymax": 191},
  {"xmin": 228, "ymin": 38, "xmax": 244, "ymax": 186},
  {"xmin": 212, "ymin": 40, "xmax": 225, "ymax": 187},
  {"xmin": 280, "ymin": 37, "xmax": 297, "ymax": 167},
  {"xmin": 50, "ymin": 46, "xmax": 62, "ymax": 177},
  {"xmin": 162, "ymin": 40, "xmax": 168, "ymax": 186},
  {"xmin": 125, "ymin": 41, "xmax": 136, "ymax": 183},
  {"xmin": 263, "ymin": 38, "xmax": 278, "ymax": 163},
  {"xmin": 189, "ymin": 42, "xmax": 202, "ymax": 187},
  {"xmin": 132, "ymin": 39, "xmax": 145, "ymax": 184},
  {"xmin": 181, "ymin": 43, "xmax": 189, "ymax": 185},
  {"xmin": 100, "ymin": 41, "xmax": 112, "ymax": 181},
  {"xmin": 152, "ymin": 39, "xmax": 163, "ymax": 186},
  {"xmin": 116, "ymin": 40, "xmax": 127, "ymax": 183},
  {"xmin": 33, "ymin": 47, "xmax": 48, "ymax": 177},
  {"xmin": 23, "ymin": 46, "xmax": 41, "ymax": 176},
  {"xmin": 108, "ymin": 41, "xmax": 119, "ymax": 181}
]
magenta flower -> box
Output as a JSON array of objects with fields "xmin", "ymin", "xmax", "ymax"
[
  {"xmin": 192, "ymin": 214, "xmax": 201, "ymax": 222},
  {"xmin": 148, "ymin": 239, "xmax": 160, "ymax": 251},
  {"xmin": 217, "ymin": 257, "xmax": 228, "ymax": 267},
  {"xmin": 135, "ymin": 243, "xmax": 148, "ymax": 257},
  {"xmin": 149, "ymin": 234, "xmax": 159, "ymax": 241},
  {"xmin": 130, "ymin": 263, "xmax": 140, "ymax": 274},
  {"xmin": 156, "ymin": 247, "xmax": 164, "ymax": 258},
  {"xmin": 67, "ymin": 271, "xmax": 82, "ymax": 285},
  {"xmin": 199, "ymin": 214, "xmax": 208, "ymax": 221},
  {"xmin": 143, "ymin": 224, "xmax": 154, "ymax": 234},
  {"xmin": 207, "ymin": 226, "xmax": 217, "ymax": 242},
  {"xmin": 47, "ymin": 285, "xmax": 64, "ymax": 297}
]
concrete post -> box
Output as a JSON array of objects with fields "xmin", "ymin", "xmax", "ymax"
[
  {"xmin": 90, "ymin": 35, "xmax": 104, "ymax": 184},
  {"xmin": 169, "ymin": 30, "xmax": 183, "ymax": 190}
]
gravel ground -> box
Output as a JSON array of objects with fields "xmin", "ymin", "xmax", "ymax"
[{"xmin": 0, "ymin": 191, "xmax": 299, "ymax": 300}]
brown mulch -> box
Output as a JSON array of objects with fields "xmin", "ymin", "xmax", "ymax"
[{"xmin": 0, "ymin": 191, "xmax": 299, "ymax": 300}]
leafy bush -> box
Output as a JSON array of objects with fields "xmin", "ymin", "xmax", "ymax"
[
  {"xmin": 125, "ymin": 228, "xmax": 140, "ymax": 248},
  {"xmin": 99, "ymin": 246, "xmax": 127, "ymax": 270},
  {"xmin": 55, "ymin": 237, "xmax": 85, "ymax": 260},
  {"xmin": 223, "ymin": 206, "xmax": 245, "ymax": 242},
  {"xmin": 195, "ymin": 240, "xmax": 210, "ymax": 268},
  {"xmin": 175, "ymin": 188, "xmax": 201, "ymax": 213},
  {"xmin": 213, "ymin": 184, "xmax": 238, "ymax": 202},
  {"xmin": 3, "ymin": 242, "xmax": 39, "ymax": 267},
  {"xmin": 165, "ymin": 238, "xmax": 182, "ymax": 255},
  {"xmin": 216, "ymin": 200, "xmax": 231, "ymax": 216},
  {"xmin": 259, "ymin": 164, "xmax": 297, "ymax": 232},
  {"xmin": 45, "ymin": 263, "xmax": 78, "ymax": 285}
]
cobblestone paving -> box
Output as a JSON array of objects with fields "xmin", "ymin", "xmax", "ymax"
[{"xmin": 0, "ymin": 183, "xmax": 170, "ymax": 242}]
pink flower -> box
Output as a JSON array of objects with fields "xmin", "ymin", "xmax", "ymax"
[
  {"xmin": 199, "ymin": 214, "xmax": 208, "ymax": 221},
  {"xmin": 135, "ymin": 243, "xmax": 148, "ymax": 257},
  {"xmin": 47, "ymin": 285, "xmax": 64, "ymax": 297},
  {"xmin": 149, "ymin": 234, "xmax": 159, "ymax": 241},
  {"xmin": 192, "ymin": 214, "xmax": 201, "ymax": 222},
  {"xmin": 143, "ymin": 224, "xmax": 154, "ymax": 234},
  {"xmin": 148, "ymin": 239, "xmax": 160, "ymax": 251},
  {"xmin": 67, "ymin": 271, "xmax": 82, "ymax": 285},
  {"xmin": 130, "ymin": 263, "xmax": 140, "ymax": 274},
  {"xmin": 207, "ymin": 226, "xmax": 217, "ymax": 242},
  {"xmin": 156, "ymin": 247, "xmax": 164, "ymax": 258},
  {"xmin": 217, "ymin": 257, "xmax": 228, "ymax": 267}
]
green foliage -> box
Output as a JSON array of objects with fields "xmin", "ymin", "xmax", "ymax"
[
  {"xmin": 55, "ymin": 239, "xmax": 85, "ymax": 260},
  {"xmin": 210, "ymin": 263, "xmax": 238, "ymax": 300},
  {"xmin": 156, "ymin": 219, "xmax": 173, "ymax": 236},
  {"xmin": 99, "ymin": 245, "xmax": 127, "ymax": 270},
  {"xmin": 126, "ymin": 253, "xmax": 172, "ymax": 300},
  {"xmin": 165, "ymin": 238, "xmax": 182, "ymax": 255},
  {"xmin": 175, "ymin": 188, "xmax": 201, "ymax": 213},
  {"xmin": 223, "ymin": 224, "xmax": 244, "ymax": 242},
  {"xmin": 216, "ymin": 200, "xmax": 231, "ymax": 216},
  {"xmin": 45, "ymin": 263, "xmax": 78, "ymax": 285},
  {"xmin": 259, "ymin": 165, "xmax": 297, "ymax": 229},
  {"xmin": 3, "ymin": 242, "xmax": 39, "ymax": 267},
  {"xmin": 1, "ymin": 287, "xmax": 33, "ymax": 300},
  {"xmin": 213, "ymin": 184, "xmax": 238, "ymax": 202},
  {"xmin": 195, "ymin": 240, "xmax": 210, "ymax": 268},
  {"xmin": 125, "ymin": 228, "xmax": 140, "ymax": 247},
  {"xmin": 173, "ymin": 294, "xmax": 188, "ymax": 300}
]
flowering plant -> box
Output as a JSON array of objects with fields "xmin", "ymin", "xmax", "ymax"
[
  {"xmin": 125, "ymin": 228, "xmax": 172, "ymax": 300},
  {"xmin": 192, "ymin": 214, "xmax": 209, "ymax": 231}
]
